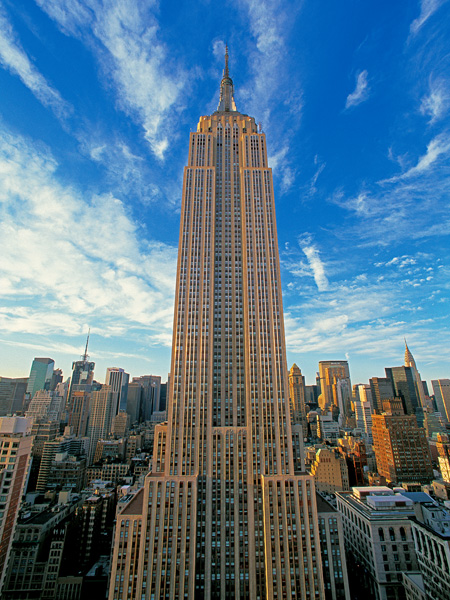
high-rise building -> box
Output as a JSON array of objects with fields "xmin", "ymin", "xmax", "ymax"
[
  {"xmin": 109, "ymin": 49, "xmax": 324, "ymax": 600},
  {"xmin": 369, "ymin": 377, "xmax": 395, "ymax": 414},
  {"xmin": 288, "ymin": 363, "xmax": 306, "ymax": 425},
  {"xmin": 318, "ymin": 361, "xmax": 351, "ymax": 423},
  {"xmin": 432, "ymin": 379, "xmax": 450, "ymax": 422},
  {"xmin": 0, "ymin": 377, "xmax": 27, "ymax": 416},
  {"xmin": 131, "ymin": 375, "xmax": 161, "ymax": 418},
  {"xmin": 371, "ymin": 400, "xmax": 433, "ymax": 484},
  {"xmin": 404, "ymin": 341, "xmax": 426, "ymax": 408},
  {"xmin": 105, "ymin": 368, "xmax": 129, "ymax": 413},
  {"xmin": 25, "ymin": 358, "xmax": 54, "ymax": 398},
  {"xmin": 354, "ymin": 384, "xmax": 373, "ymax": 442},
  {"xmin": 0, "ymin": 417, "xmax": 34, "ymax": 589},
  {"xmin": 25, "ymin": 390, "xmax": 64, "ymax": 424},
  {"xmin": 385, "ymin": 366, "xmax": 421, "ymax": 416},
  {"xmin": 315, "ymin": 495, "xmax": 351, "ymax": 600},
  {"xmin": 86, "ymin": 385, "xmax": 118, "ymax": 464}
]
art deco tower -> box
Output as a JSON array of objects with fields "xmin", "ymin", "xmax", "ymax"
[{"xmin": 109, "ymin": 50, "xmax": 324, "ymax": 600}]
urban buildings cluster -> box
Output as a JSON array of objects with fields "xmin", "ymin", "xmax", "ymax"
[{"xmin": 0, "ymin": 50, "xmax": 449, "ymax": 600}]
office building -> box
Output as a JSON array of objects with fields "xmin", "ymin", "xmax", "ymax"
[
  {"xmin": 131, "ymin": 375, "xmax": 161, "ymax": 419},
  {"xmin": 25, "ymin": 390, "xmax": 64, "ymax": 424},
  {"xmin": 385, "ymin": 366, "xmax": 421, "ymax": 416},
  {"xmin": 404, "ymin": 341, "xmax": 426, "ymax": 408},
  {"xmin": 369, "ymin": 377, "xmax": 395, "ymax": 414},
  {"xmin": 315, "ymin": 495, "xmax": 351, "ymax": 600},
  {"xmin": 336, "ymin": 487, "xmax": 419, "ymax": 600},
  {"xmin": 410, "ymin": 497, "xmax": 450, "ymax": 600},
  {"xmin": 371, "ymin": 400, "xmax": 433, "ymax": 484},
  {"xmin": 105, "ymin": 368, "xmax": 129, "ymax": 414},
  {"xmin": 432, "ymin": 379, "xmax": 450, "ymax": 423},
  {"xmin": 0, "ymin": 417, "xmax": 34, "ymax": 589},
  {"xmin": 109, "ymin": 49, "xmax": 324, "ymax": 600},
  {"xmin": 0, "ymin": 377, "xmax": 27, "ymax": 416},
  {"xmin": 310, "ymin": 448, "xmax": 350, "ymax": 494},
  {"xmin": 289, "ymin": 363, "xmax": 306, "ymax": 423},
  {"xmin": 436, "ymin": 433, "xmax": 450, "ymax": 483},
  {"xmin": 86, "ymin": 385, "xmax": 118, "ymax": 465},
  {"xmin": 26, "ymin": 358, "xmax": 54, "ymax": 399},
  {"xmin": 318, "ymin": 361, "xmax": 352, "ymax": 425}
]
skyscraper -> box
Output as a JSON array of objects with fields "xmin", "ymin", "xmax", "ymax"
[
  {"xmin": 105, "ymin": 368, "xmax": 129, "ymax": 413},
  {"xmin": 25, "ymin": 358, "xmax": 55, "ymax": 398},
  {"xmin": 318, "ymin": 361, "xmax": 351, "ymax": 423},
  {"xmin": 109, "ymin": 50, "xmax": 324, "ymax": 599},
  {"xmin": 432, "ymin": 379, "xmax": 450, "ymax": 422},
  {"xmin": 385, "ymin": 365, "xmax": 421, "ymax": 416}
]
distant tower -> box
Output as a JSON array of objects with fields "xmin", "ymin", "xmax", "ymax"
[
  {"xmin": 68, "ymin": 331, "xmax": 95, "ymax": 401},
  {"xmin": 86, "ymin": 385, "xmax": 117, "ymax": 464},
  {"xmin": 403, "ymin": 340, "xmax": 426, "ymax": 408},
  {"xmin": 105, "ymin": 368, "xmax": 129, "ymax": 413},
  {"xmin": 288, "ymin": 363, "xmax": 306, "ymax": 423},
  {"xmin": 319, "ymin": 361, "xmax": 352, "ymax": 422},
  {"xmin": 67, "ymin": 332, "xmax": 95, "ymax": 432}
]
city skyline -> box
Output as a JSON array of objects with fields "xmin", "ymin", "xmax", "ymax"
[{"xmin": 1, "ymin": 1, "xmax": 450, "ymax": 384}]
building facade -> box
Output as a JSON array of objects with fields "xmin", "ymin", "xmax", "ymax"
[
  {"xmin": 109, "ymin": 50, "xmax": 324, "ymax": 600},
  {"xmin": 336, "ymin": 487, "xmax": 419, "ymax": 600},
  {"xmin": 432, "ymin": 379, "xmax": 450, "ymax": 423},
  {"xmin": 371, "ymin": 400, "xmax": 433, "ymax": 484}
]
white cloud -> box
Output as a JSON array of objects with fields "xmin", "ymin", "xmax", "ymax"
[
  {"xmin": 420, "ymin": 77, "xmax": 450, "ymax": 123},
  {"xmin": 0, "ymin": 7, "xmax": 71, "ymax": 120},
  {"xmin": 299, "ymin": 236, "xmax": 329, "ymax": 291},
  {"xmin": 35, "ymin": 0, "xmax": 188, "ymax": 159},
  {"xmin": 384, "ymin": 133, "xmax": 450, "ymax": 181},
  {"xmin": 0, "ymin": 126, "xmax": 177, "ymax": 341},
  {"xmin": 345, "ymin": 70, "xmax": 370, "ymax": 109},
  {"xmin": 410, "ymin": 0, "xmax": 448, "ymax": 35}
]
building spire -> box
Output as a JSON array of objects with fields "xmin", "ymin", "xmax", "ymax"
[
  {"xmin": 82, "ymin": 328, "xmax": 90, "ymax": 362},
  {"xmin": 224, "ymin": 44, "xmax": 229, "ymax": 78},
  {"xmin": 404, "ymin": 338, "xmax": 417, "ymax": 370},
  {"xmin": 216, "ymin": 44, "xmax": 237, "ymax": 113}
]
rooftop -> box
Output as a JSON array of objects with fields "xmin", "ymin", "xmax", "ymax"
[{"xmin": 120, "ymin": 488, "xmax": 144, "ymax": 516}]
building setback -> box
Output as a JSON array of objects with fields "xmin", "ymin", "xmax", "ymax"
[{"xmin": 109, "ymin": 49, "xmax": 325, "ymax": 600}]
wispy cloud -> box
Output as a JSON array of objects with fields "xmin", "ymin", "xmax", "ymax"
[
  {"xmin": 307, "ymin": 156, "xmax": 326, "ymax": 197},
  {"xmin": 299, "ymin": 235, "xmax": 329, "ymax": 291},
  {"xmin": 236, "ymin": 0, "xmax": 303, "ymax": 191},
  {"xmin": 345, "ymin": 70, "xmax": 370, "ymax": 109},
  {"xmin": 382, "ymin": 132, "xmax": 450, "ymax": 181},
  {"xmin": 420, "ymin": 77, "xmax": 450, "ymax": 123},
  {"xmin": 410, "ymin": 0, "xmax": 448, "ymax": 35},
  {"xmin": 282, "ymin": 254, "xmax": 450, "ymax": 373},
  {"xmin": 35, "ymin": 0, "xmax": 188, "ymax": 159},
  {"xmin": 0, "ymin": 126, "xmax": 177, "ymax": 342},
  {"xmin": 0, "ymin": 7, "xmax": 71, "ymax": 120}
]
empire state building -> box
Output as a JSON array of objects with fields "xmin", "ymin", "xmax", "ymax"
[{"xmin": 109, "ymin": 50, "xmax": 324, "ymax": 600}]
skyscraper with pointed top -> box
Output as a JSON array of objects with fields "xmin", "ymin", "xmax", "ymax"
[{"xmin": 109, "ymin": 50, "xmax": 324, "ymax": 600}]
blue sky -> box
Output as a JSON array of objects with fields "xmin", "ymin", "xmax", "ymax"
[{"xmin": 1, "ymin": 0, "xmax": 450, "ymax": 388}]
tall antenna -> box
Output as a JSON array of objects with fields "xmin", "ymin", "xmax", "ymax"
[{"xmin": 82, "ymin": 328, "xmax": 90, "ymax": 362}]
